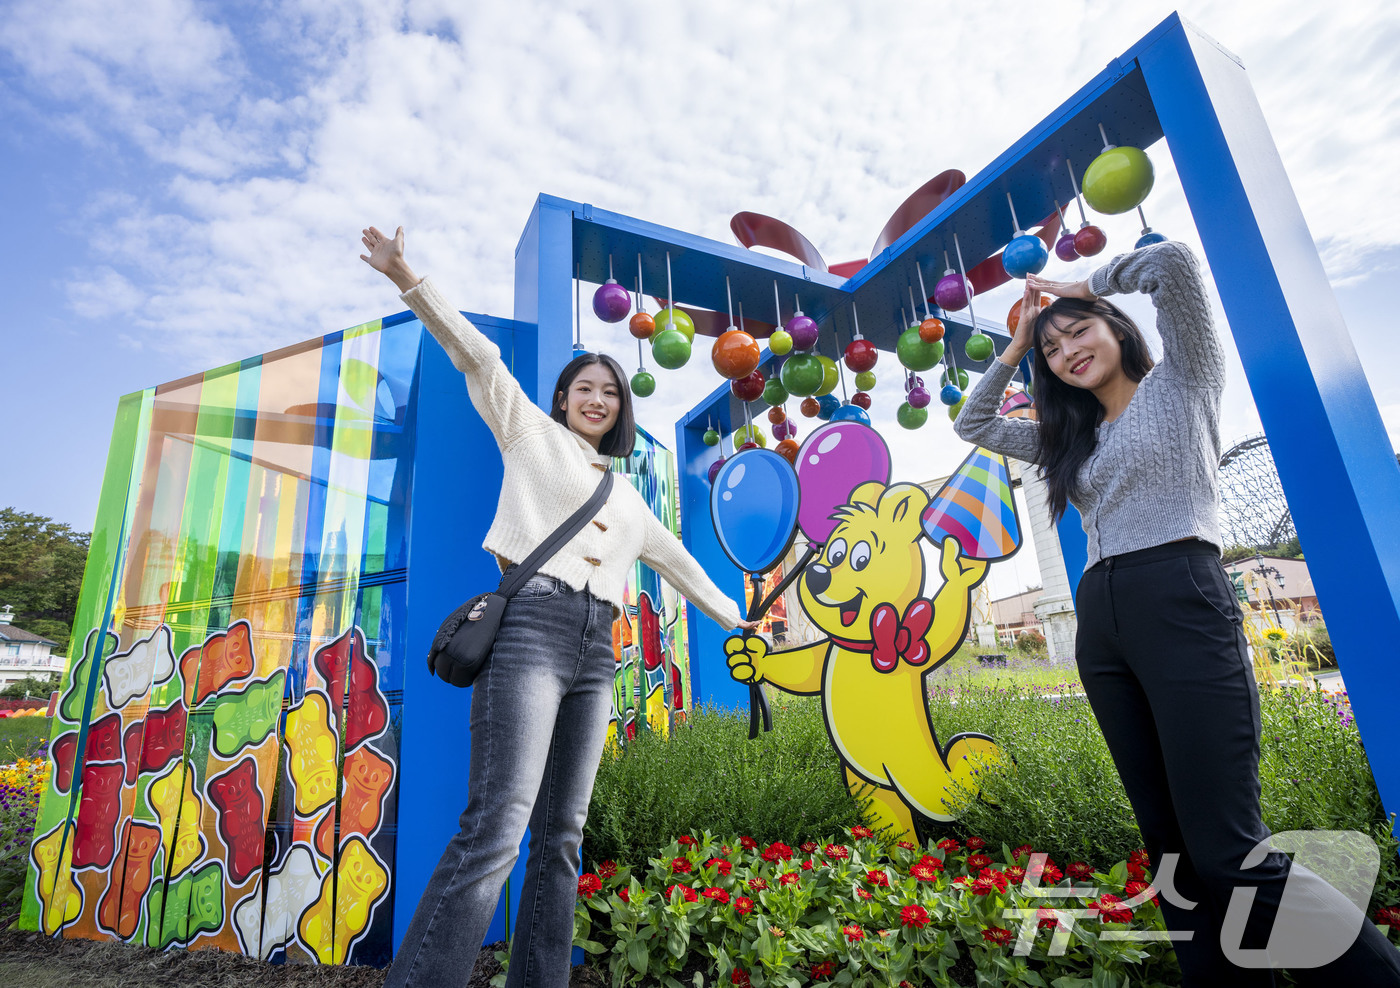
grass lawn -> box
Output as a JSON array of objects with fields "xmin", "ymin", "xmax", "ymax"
[{"xmin": 0, "ymin": 717, "xmax": 49, "ymax": 763}]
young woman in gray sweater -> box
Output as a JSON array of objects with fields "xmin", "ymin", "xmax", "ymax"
[{"xmin": 954, "ymin": 241, "xmax": 1400, "ymax": 986}]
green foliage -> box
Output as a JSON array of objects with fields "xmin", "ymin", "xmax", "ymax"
[
  {"xmin": 0, "ymin": 507, "xmax": 90, "ymax": 657},
  {"xmin": 1012, "ymin": 630, "xmax": 1047, "ymax": 659},
  {"xmin": 1221, "ymin": 538, "xmax": 1303, "ymax": 564},
  {"xmin": 0, "ymin": 714, "xmax": 50, "ymax": 762},
  {"xmin": 583, "ymin": 697, "xmax": 863, "ymax": 867},
  {"xmin": 1292, "ymin": 623, "xmax": 1335, "ymax": 668},
  {"xmin": 2, "ymin": 674, "xmax": 60, "ymax": 700}
]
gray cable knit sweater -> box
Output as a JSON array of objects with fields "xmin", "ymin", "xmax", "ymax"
[{"xmin": 953, "ymin": 241, "xmax": 1224, "ymax": 570}]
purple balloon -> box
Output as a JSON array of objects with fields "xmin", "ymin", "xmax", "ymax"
[
  {"xmin": 794, "ymin": 422, "xmax": 891, "ymax": 543},
  {"xmin": 934, "ymin": 271, "xmax": 972, "ymax": 311},
  {"xmin": 907, "ymin": 386, "xmax": 931, "ymax": 409},
  {"xmin": 707, "ymin": 456, "xmax": 726, "ymax": 484},
  {"xmin": 1055, "ymin": 233, "xmax": 1080, "ymax": 262},
  {"xmin": 786, "ymin": 314, "xmax": 820, "ymax": 350},
  {"xmin": 592, "ymin": 280, "xmax": 632, "ymax": 323}
]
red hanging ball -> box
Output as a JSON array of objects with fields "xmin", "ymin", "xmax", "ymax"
[
  {"xmin": 767, "ymin": 406, "xmax": 786, "ymax": 425},
  {"xmin": 730, "ymin": 369, "xmax": 766, "ymax": 402},
  {"xmin": 844, "ymin": 338, "xmax": 879, "ymax": 373},
  {"xmin": 629, "ymin": 312, "xmax": 655, "ymax": 340},
  {"xmin": 851, "ymin": 391, "xmax": 871, "ymax": 410},
  {"xmin": 800, "ymin": 396, "xmax": 821, "ymax": 418}
]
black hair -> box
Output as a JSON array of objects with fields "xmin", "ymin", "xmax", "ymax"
[
  {"xmin": 550, "ymin": 352, "xmax": 637, "ymax": 458},
  {"xmin": 1030, "ymin": 297, "xmax": 1155, "ymax": 522}
]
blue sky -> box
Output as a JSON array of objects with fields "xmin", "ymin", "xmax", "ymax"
[{"xmin": 3, "ymin": 1, "xmax": 1398, "ymax": 600}]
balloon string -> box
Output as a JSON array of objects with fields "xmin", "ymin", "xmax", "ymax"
[{"xmin": 916, "ymin": 262, "xmax": 933, "ymax": 320}]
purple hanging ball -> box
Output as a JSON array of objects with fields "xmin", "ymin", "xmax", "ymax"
[
  {"xmin": 592, "ymin": 280, "xmax": 632, "ymax": 323},
  {"xmin": 934, "ymin": 271, "xmax": 972, "ymax": 311},
  {"xmin": 707, "ymin": 456, "xmax": 726, "ymax": 484},
  {"xmin": 774, "ymin": 419, "xmax": 797, "ymax": 441},
  {"xmin": 785, "ymin": 314, "xmax": 820, "ymax": 350},
  {"xmin": 1055, "ymin": 233, "xmax": 1080, "ymax": 262},
  {"xmin": 907, "ymin": 386, "xmax": 931, "ymax": 409}
]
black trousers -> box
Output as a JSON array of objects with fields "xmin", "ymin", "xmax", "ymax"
[{"xmin": 1075, "ymin": 540, "xmax": 1400, "ymax": 987}]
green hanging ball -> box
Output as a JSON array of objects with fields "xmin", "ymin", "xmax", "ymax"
[
  {"xmin": 854, "ymin": 370, "xmax": 877, "ymax": 391},
  {"xmin": 630, "ymin": 371, "xmax": 656, "ymax": 397},
  {"xmin": 814, "ymin": 355, "xmax": 839, "ymax": 397},
  {"xmin": 940, "ymin": 367, "xmax": 970, "ymax": 390},
  {"xmin": 897, "ymin": 401, "xmax": 928, "ymax": 429},
  {"xmin": 702, "ymin": 428, "xmax": 720, "ymax": 447},
  {"xmin": 768, "ymin": 329, "xmax": 793, "ymax": 356},
  {"xmin": 896, "ymin": 328, "xmax": 943, "ymax": 372},
  {"xmin": 731, "ymin": 424, "xmax": 767, "ymax": 448},
  {"xmin": 965, "ymin": 334, "xmax": 995, "ymax": 362},
  {"xmin": 948, "ymin": 397, "xmax": 967, "ymax": 422},
  {"xmin": 654, "ymin": 306, "xmax": 696, "ymax": 342},
  {"xmin": 780, "ymin": 352, "xmax": 825, "ymax": 396},
  {"xmin": 761, "ymin": 378, "xmax": 790, "ymax": 407},
  {"xmin": 651, "ymin": 328, "xmax": 692, "ymax": 369}
]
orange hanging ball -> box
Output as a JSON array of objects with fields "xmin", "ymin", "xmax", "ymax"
[
  {"xmin": 767, "ymin": 406, "xmax": 786, "ymax": 425},
  {"xmin": 1007, "ymin": 295, "xmax": 1048, "ymax": 334},
  {"xmin": 775, "ymin": 438, "xmax": 800, "ymax": 464},
  {"xmin": 711, "ymin": 329, "xmax": 761, "ymax": 380},
  {"xmin": 629, "ymin": 312, "xmax": 655, "ymax": 340},
  {"xmin": 919, "ymin": 318, "xmax": 945, "ymax": 343},
  {"xmin": 800, "ymin": 396, "xmax": 821, "ymax": 418}
]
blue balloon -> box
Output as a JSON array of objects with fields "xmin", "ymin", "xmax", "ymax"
[
  {"xmin": 940, "ymin": 383, "xmax": 963, "ymax": 406},
  {"xmin": 1135, "ymin": 230, "xmax": 1168, "ymax": 248},
  {"xmin": 1002, "ymin": 234, "xmax": 1049, "ymax": 278},
  {"xmin": 709, "ymin": 449, "xmax": 801, "ymax": 575},
  {"xmin": 817, "ymin": 394, "xmax": 841, "ymax": 420},
  {"xmin": 830, "ymin": 403, "xmax": 871, "ymax": 425}
]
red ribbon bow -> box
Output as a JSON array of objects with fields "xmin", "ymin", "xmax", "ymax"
[{"xmin": 869, "ymin": 599, "xmax": 933, "ymax": 673}]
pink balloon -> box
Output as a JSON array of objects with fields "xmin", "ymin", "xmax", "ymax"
[{"xmin": 794, "ymin": 422, "xmax": 892, "ymax": 543}]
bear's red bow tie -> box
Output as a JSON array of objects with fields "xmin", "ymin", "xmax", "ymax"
[{"xmin": 831, "ymin": 599, "xmax": 934, "ymax": 672}]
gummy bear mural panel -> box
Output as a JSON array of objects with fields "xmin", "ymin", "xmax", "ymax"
[{"xmin": 24, "ymin": 319, "xmax": 415, "ymax": 966}]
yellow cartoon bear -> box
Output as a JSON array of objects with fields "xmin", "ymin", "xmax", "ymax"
[{"xmin": 724, "ymin": 481, "xmax": 1006, "ymax": 840}]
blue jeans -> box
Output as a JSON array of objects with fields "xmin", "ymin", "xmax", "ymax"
[{"xmin": 386, "ymin": 574, "xmax": 616, "ymax": 988}]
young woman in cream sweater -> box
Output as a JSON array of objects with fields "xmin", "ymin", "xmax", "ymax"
[{"xmin": 361, "ymin": 225, "xmax": 755, "ymax": 988}]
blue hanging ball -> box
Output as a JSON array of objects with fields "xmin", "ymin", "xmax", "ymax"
[
  {"xmin": 1135, "ymin": 229, "xmax": 1168, "ymax": 249},
  {"xmin": 830, "ymin": 403, "xmax": 870, "ymax": 426},
  {"xmin": 939, "ymin": 383, "xmax": 963, "ymax": 406},
  {"xmin": 816, "ymin": 394, "xmax": 841, "ymax": 420},
  {"xmin": 1001, "ymin": 233, "xmax": 1049, "ymax": 279}
]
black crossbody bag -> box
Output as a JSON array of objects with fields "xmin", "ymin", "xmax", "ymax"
[{"xmin": 427, "ymin": 471, "xmax": 615, "ymax": 688}]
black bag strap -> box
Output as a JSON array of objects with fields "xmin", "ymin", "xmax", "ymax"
[{"xmin": 497, "ymin": 470, "xmax": 614, "ymax": 599}]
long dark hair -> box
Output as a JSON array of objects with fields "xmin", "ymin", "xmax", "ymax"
[
  {"xmin": 550, "ymin": 352, "xmax": 636, "ymax": 458},
  {"xmin": 1031, "ymin": 297, "xmax": 1155, "ymax": 522}
]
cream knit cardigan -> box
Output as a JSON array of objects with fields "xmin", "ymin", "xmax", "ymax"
[{"xmin": 401, "ymin": 278, "xmax": 744, "ymax": 631}]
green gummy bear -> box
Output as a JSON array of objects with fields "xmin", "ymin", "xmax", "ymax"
[
  {"xmin": 186, "ymin": 861, "xmax": 226, "ymax": 939},
  {"xmin": 148, "ymin": 861, "xmax": 224, "ymax": 948},
  {"xmin": 59, "ymin": 629, "xmax": 118, "ymax": 724},
  {"xmin": 211, "ymin": 671, "xmax": 286, "ymax": 757}
]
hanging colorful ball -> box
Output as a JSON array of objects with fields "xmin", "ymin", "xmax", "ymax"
[
  {"xmin": 897, "ymin": 327, "xmax": 944, "ymax": 372},
  {"xmin": 1055, "ymin": 232, "xmax": 1080, "ymax": 262},
  {"xmin": 785, "ymin": 313, "xmax": 820, "ymax": 350},
  {"xmin": 629, "ymin": 311, "xmax": 655, "ymax": 340},
  {"xmin": 731, "ymin": 370, "xmax": 766, "ymax": 402},
  {"xmin": 731, "ymin": 424, "xmax": 768, "ymax": 449},
  {"xmin": 1001, "ymin": 233, "xmax": 1049, "ymax": 279},
  {"xmin": 854, "ymin": 370, "xmax": 877, "ymax": 391},
  {"xmin": 768, "ymin": 328, "xmax": 793, "ymax": 356},
  {"xmin": 935, "ymin": 271, "xmax": 972, "ymax": 311},
  {"xmin": 844, "ymin": 338, "xmax": 878, "ymax": 373},
  {"xmin": 1007, "ymin": 295, "xmax": 1047, "ymax": 334},
  {"xmin": 817, "ymin": 394, "xmax": 840, "ymax": 420},
  {"xmin": 702, "ymin": 428, "xmax": 720, "ymax": 447},
  {"xmin": 919, "ymin": 318, "xmax": 945, "ymax": 343},
  {"xmin": 939, "ymin": 384, "xmax": 963, "ymax": 406},
  {"xmin": 814, "ymin": 356, "xmax": 839, "ymax": 397},
  {"xmin": 773, "ymin": 418, "xmax": 797, "ymax": 441},
  {"xmin": 775, "ymin": 438, "xmax": 800, "ymax": 465},
  {"xmin": 761, "ymin": 378, "xmax": 789, "ymax": 407},
  {"xmin": 738, "ymin": 441, "xmax": 760, "ymax": 452},
  {"xmin": 712, "ymin": 329, "xmax": 761, "ymax": 380},
  {"xmin": 592, "ymin": 279, "xmax": 632, "ymax": 323},
  {"xmin": 1074, "ymin": 224, "xmax": 1108, "ymax": 257},
  {"xmin": 1136, "ymin": 229, "xmax": 1168, "ymax": 248},
  {"xmin": 707, "ymin": 456, "xmax": 726, "ymax": 484},
  {"xmin": 651, "ymin": 328, "xmax": 692, "ymax": 369},
  {"xmin": 654, "ymin": 306, "xmax": 696, "ymax": 342},
  {"xmin": 1082, "ymin": 145, "xmax": 1155, "ymax": 214},
  {"xmin": 940, "ymin": 367, "xmax": 970, "ymax": 390},
  {"xmin": 800, "ymin": 396, "xmax": 821, "ymax": 417},
  {"xmin": 897, "ymin": 402, "xmax": 927, "ymax": 429},
  {"xmin": 965, "ymin": 334, "xmax": 995, "ymax": 362},
  {"xmin": 780, "ymin": 352, "xmax": 825, "ymax": 396},
  {"xmin": 831, "ymin": 403, "xmax": 870, "ymax": 425},
  {"xmin": 851, "ymin": 391, "xmax": 871, "ymax": 410},
  {"xmin": 767, "ymin": 406, "xmax": 786, "ymax": 425},
  {"xmin": 948, "ymin": 397, "xmax": 967, "ymax": 421},
  {"xmin": 630, "ymin": 371, "xmax": 655, "ymax": 397},
  {"xmin": 909, "ymin": 375, "xmax": 925, "ymax": 389},
  {"xmin": 907, "ymin": 386, "xmax": 932, "ymax": 409}
]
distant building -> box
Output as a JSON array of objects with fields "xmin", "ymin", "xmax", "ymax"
[
  {"xmin": 990, "ymin": 588, "xmax": 1044, "ymax": 644},
  {"xmin": 0, "ymin": 605, "xmax": 65, "ymax": 689},
  {"xmin": 1222, "ymin": 555, "xmax": 1320, "ymax": 628}
]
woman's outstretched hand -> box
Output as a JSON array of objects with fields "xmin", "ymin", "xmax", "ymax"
[
  {"xmin": 1001, "ymin": 280, "xmax": 1046, "ymax": 365},
  {"xmin": 1026, "ymin": 273, "xmax": 1096, "ymax": 301},
  {"xmin": 360, "ymin": 225, "xmax": 421, "ymax": 293},
  {"xmin": 737, "ymin": 619, "xmax": 761, "ymax": 632}
]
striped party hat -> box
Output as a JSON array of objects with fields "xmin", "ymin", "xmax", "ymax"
[{"xmin": 920, "ymin": 446, "xmax": 1022, "ymax": 561}]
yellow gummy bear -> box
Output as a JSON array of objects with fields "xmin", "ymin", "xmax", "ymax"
[
  {"xmin": 299, "ymin": 836, "xmax": 389, "ymax": 965},
  {"xmin": 146, "ymin": 764, "xmax": 206, "ymax": 877},
  {"xmin": 32, "ymin": 824, "xmax": 83, "ymax": 935},
  {"xmin": 284, "ymin": 691, "xmax": 338, "ymax": 817}
]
